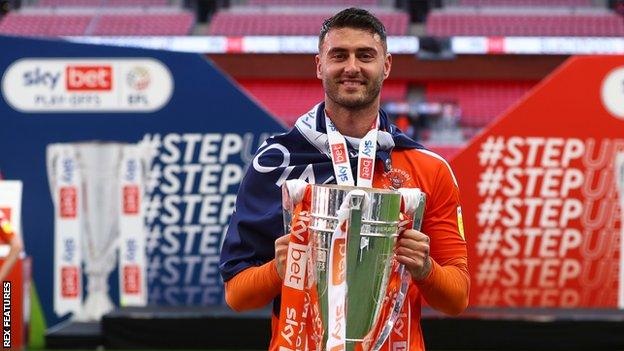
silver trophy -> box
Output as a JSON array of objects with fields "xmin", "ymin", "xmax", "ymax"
[
  {"xmin": 76, "ymin": 142, "xmax": 125, "ymax": 321},
  {"xmin": 282, "ymin": 182, "xmax": 425, "ymax": 351},
  {"xmin": 48, "ymin": 142, "xmax": 128, "ymax": 320},
  {"xmin": 48, "ymin": 141, "xmax": 148, "ymax": 320}
]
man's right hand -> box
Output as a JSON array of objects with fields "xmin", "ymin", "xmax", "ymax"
[{"xmin": 274, "ymin": 234, "xmax": 291, "ymax": 280}]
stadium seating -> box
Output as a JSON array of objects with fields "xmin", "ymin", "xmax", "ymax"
[
  {"xmin": 207, "ymin": 11, "xmax": 409, "ymax": 36},
  {"xmin": 458, "ymin": 0, "xmax": 592, "ymax": 7},
  {"xmin": 237, "ymin": 80, "xmax": 408, "ymax": 126},
  {"xmin": 92, "ymin": 13, "xmax": 194, "ymax": 35},
  {"xmin": 0, "ymin": 13, "xmax": 92, "ymax": 36},
  {"xmin": 0, "ymin": 0, "xmax": 191, "ymax": 37},
  {"xmin": 105, "ymin": 0, "xmax": 169, "ymax": 6},
  {"xmin": 0, "ymin": 10, "xmax": 194, "ymax": 36},
  {"xmin": 425, "ymin": 81, "xmax": 536, "ymax": 128},
  {"xmin": 248, "ymin": 0, "xmax": 378, "ymax": 5},
  {"xmin": 427, "ymin": 9, "xmax": 624, "ymax": 37},
  {"xmin": 427, "ymin": 144, "xmax": 462, "ymax": 160},
  {"xmin": 37, "ymin": 0, "xmax": 169, "ymax": 6}
]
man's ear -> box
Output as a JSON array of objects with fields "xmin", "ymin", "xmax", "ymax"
[
  {"xmin": 315, "ymin": 54, "xmax": 322, "ymax": 79},
  {"xmin": 384, "ymin": 53, "xmax": 392, "ymax": 79}
]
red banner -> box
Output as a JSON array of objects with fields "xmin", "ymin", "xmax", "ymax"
[{"xmin": 452, "ymin": 56, "xmax": 624, "ymax": 308}]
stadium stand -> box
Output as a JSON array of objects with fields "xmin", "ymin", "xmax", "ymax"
[
  {"xmin": 0, "ymin": 0, "xmax": 193, "ymax": 36},
  {"xmin": 206, "ymin": 9, "xmax": 409, "ymax": 36},
  {"xmin": 0, "ymin": 13, "xmax": 91, "ymax": 36},
  {"xmin": 37, "ymin": 0, "xmax": 169, "ymax": 7},
  {"xmin": 0, "ymin": 7, "xmax": 194, "ymax": 36},
  {"xmin": 92, "ymin": 12, "xmax": 194, "ymax": 35},
  {"xmin": 427, "ymin": 7, "xmax": 624, "ymax": 37},
  {"xmin": 237, "ymin": 79, "xmax": 408, "ymax": 126},
  {"xmin": 1, "ymin": 0, "xmax": 620, "ymax": 140},
  {"xmin": 248, "ymin": 0, "xmax": 379, "ymax": 5},
  {"xmin": 425, "ymin": 81, "xmax": 537, "ymax": 128},
  {"xmin": 37, "ymin": 0, "xmax": 107, "ymax": 6},
  {"xmin": 102, "ymin": 0, "xmax": 168, "ymax": 6},
  {"xmin": 458, "ymin": 0, "xmax": 593, "ymax": 7}
]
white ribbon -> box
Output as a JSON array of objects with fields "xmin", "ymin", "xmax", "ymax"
[
  {"xmin": 326, "ymin": 190, "xmax": 367, "ymax": 351},
  {"xmin": 325, "ymin": 115, "xmax": 379, "ymax": 188},
  {"xmin": 118, "ymin": 145, "xmax": 148, "ymax": 306},
  {"xmin": 47, "ymin": 144, "xmax": 83, "ymax": 317}
]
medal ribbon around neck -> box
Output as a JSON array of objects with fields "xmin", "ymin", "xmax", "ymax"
[{"xmin": 325, "ymin": 114, "xmax": 379, "ymax": 188}]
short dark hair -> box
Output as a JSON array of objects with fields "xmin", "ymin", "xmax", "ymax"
[{"xmin": 319, "ymin": 7, "xmax": 387, "ymax": 52}]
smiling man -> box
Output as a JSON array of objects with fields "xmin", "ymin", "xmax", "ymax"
[{"xmin": 220, "ymin": 8, "xmax": 470, "ymax": 351}]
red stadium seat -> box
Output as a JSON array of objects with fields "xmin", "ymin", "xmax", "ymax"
[
  {"xmin": 425, "ymin": 81, "xmax": 537, "ymax": 128},
  {"xmin": 426, "ymin": 10, "xmax": 624, "ymax": 37},
  {"xmin": 105, "ymin": 0, "xmax": 169, "ymax": 6},
  {"xmin": 458, "ymin": 0, "xmax": 592, "ymax": 7},
  {"xmin": 237, "ymin": 80, "xmax": 408, "ymax": 126},
  {"xmin": 247, "ymin": 0, "xmax": 378, "ymax": 5},
  {"xmin": 427, "ymin": 144, "xmax": 463, "ymax": 161},
  {"xmin": 207, "ymin": 11, "xmax": 409, "ymax": 36},
  {"xmin": 0, "ymin": 13, "xmax": 92, "ymax": 36},
  {"xmin": 37, "ymin": 0, "xmax": 169, "ymax": 6},
  {"xmin": 92, "ymin": 13, "xmax": 194, "ymax": 35}
]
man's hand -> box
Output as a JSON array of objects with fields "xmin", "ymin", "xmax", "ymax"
[
  {"xmin": 274, "ymin": 234, "xmax": 291, "ymax": 280},
  {"xmin": 395, "ymin": 229, "xmax": 431, "ymax": 281}
]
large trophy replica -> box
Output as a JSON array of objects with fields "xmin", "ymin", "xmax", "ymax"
[
  {"xmin": 279, "ymin": 180, "xmax": 426, "ymax": 351},
  {"xmin": 47, "ymin": 141, "xmax": 148, "ymax": 320}
]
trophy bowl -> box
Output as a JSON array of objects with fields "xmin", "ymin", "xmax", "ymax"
[{"xmin": 308, "ymin": 184, "xmax": 401, "ymax": 349}]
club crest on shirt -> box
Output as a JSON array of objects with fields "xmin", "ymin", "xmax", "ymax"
[{"xmin": 381, "ymin": 168, "xmax": 413, "ymax": 189}]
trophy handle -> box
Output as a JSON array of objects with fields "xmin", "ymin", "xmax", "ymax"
[
  {"xmin": 281, "ymin": 179, "xmax": 309, "ymax": 235},
  {"xmin": 46, "ymin": 144, "xmax": 64, "ymax": 199},
  {"xmin": 370, "ymin": 188, "xmax": 426, "ymax": 351}
]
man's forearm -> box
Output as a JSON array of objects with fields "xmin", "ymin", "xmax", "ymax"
[
  {"xmin": 224, "ymin": 259, "xmax": 282, "ymax": 311},
  {"xmin": 416, "ymin": 257, "xmax": 470, "ymax": 316}
]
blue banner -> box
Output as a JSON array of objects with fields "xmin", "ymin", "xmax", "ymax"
[{"xmin": 0, "ymin": 35, "xmax": 286, "ymax": 326}]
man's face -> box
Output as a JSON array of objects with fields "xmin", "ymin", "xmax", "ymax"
[{"xmin": 316, "ymin": 27, "xmax": 391, "ymax": 109}]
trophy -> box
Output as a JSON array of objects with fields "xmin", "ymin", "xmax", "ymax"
[
  {"xmin": 75, "ymin": 142, "xmax": 124, "ymax": 321},
  {"xmin": 280, "ymin": 181, "xmax": 425, "ymax": 351},
  {"xmin": 48, "ymin": 141, "xmax": 148, "ymax": 320}
]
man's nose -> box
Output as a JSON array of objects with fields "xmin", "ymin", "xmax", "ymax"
[{"xmin": 343, "ymin": 55, "xmax": 360, "ymax": 75}]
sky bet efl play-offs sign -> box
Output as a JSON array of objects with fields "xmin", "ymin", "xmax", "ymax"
[
  {"xmin": 1, "ymin": 59, "xmax": 172, "ymax": 112},
  {"xmin": 452, "ymin": 56, "xmax": 624, "ymax": 308}
]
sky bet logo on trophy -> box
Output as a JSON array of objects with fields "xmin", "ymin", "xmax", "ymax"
[{"xmin": 277, "ymin": 180, "xmax": 426, "ymax": 351}]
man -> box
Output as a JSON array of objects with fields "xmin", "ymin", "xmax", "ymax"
[{"xmin": 220, "ymin": 8, "xmax": 469, "ymax": 350}]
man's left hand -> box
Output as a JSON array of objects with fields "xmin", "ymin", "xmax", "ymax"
[{"xmin": 395, "ymin": 229, "xmax": 431, "ymax": 281}]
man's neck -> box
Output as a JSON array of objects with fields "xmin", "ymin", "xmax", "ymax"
[{"xmin": 324, "ymin": 100, "xmax": 379, "ymax": 138}]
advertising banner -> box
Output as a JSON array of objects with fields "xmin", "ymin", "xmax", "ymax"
[
  {"xmin": 452, "ymin": 56, "xmax": 624, "ymax": 308},
  {"xmin": 0, "ymin": 35, "xmax": 285, "ymax": 325}
]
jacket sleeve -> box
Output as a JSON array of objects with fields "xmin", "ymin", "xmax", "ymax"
[
  {"xmin": 224, "ymin": 259, "xmax": 282, "ymax": 311},
  {"xmin": 416, "ymin": 160, "xmax": 470, "ymax": 315}
]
